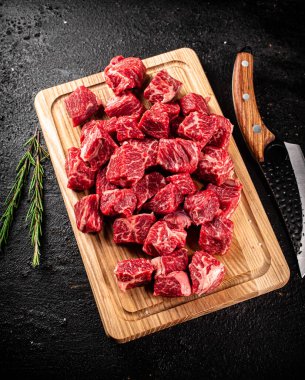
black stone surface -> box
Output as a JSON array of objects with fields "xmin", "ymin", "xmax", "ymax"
[{"xmin": 1, "ymin": 0, "xmax": 305, "ymax": 378}]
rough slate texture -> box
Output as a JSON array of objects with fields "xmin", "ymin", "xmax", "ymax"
[{"xmin": 1, "ymin": 0, "xmax": 305, "ymax": 378}]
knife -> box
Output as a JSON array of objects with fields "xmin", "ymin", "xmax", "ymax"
[{"xmin": 232, "ymin": 46, "xmax": 305, "ymax": 277}]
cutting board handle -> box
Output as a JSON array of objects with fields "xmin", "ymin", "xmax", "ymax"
[{"xmin": 232, "ymin": 47, "xmax": 275, "ymax": 162}]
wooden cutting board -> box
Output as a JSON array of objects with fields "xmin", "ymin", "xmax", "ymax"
[{"xmin": 35, "ymin": 48, "xmax": 290, "ymax": 343}]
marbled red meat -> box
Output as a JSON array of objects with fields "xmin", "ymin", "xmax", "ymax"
[
  {"xmin": 143, "ymin": 221, "xmax": 187, "ymax": 256},
  {"xmin": 144, "ymin": 70, "xmax": 182, "ymax": 103},
  {"xmin": 106, "ymin": 142, "xmax": 146, "ymax": 187},
  {"xmin": 199, "ymin": 217, "xmax": 234, "ymax": 255},
  {"xmin": 206, "ymin": 179, "xmax": 243, "ymax": 218},
  {"xmin": 114, "ymin": 258, "xmax": 154, "ymax": 292},
  {"xmin": 166, "ymin": 173, "xmax": 197, "ymax": 195},
  {"xmin": 128, "ymin": 139, "xmax": 159, "ymax": 169},
  {"xmin": 132, "ymin": 172, "xmax": 167, "ymax": 210},
  {"xmin": 104, "ymin": 55, "xmax": 146, "ymax": 95},
  {"xmin": 80, "ymin": 120, "xmax": 117, "ymax": 171},
  {"xmin": 184, "ymin": 189, "xmax": 221, "ymax": 226},
  {"xmin": 147, "ymin": 183, "xmax": 184, "ymax": 215},
  {"xmin": 100, "ymin": 189, "xmax": 137, "ymax": 218},
  {"xmin": 104, "ymin": 92, "xmax": 144, "ymax": 119},
  {"xmin": 178, "ymin": 111, "xmax": 217, "ymax": 149},
  {"xmin": 197, "ymin": 146, "xmax": 234, "ymax": 186},
  {"xmin": 74, "ymin": 194, "xmax": 103, "ymax": 233},
  {"xmin": 95, "ymin": 166, "xmax": 117, "ymax": 196},
  {"xmin": 150, "ymin": 102, "xmax": 180, "ymax": 121},
  {"xmin": 65, "ymin": 147, "xmax": 96, "ymax": 191},
  {"xmin": 68, "ymin": 55, "xmax": 242, "ymax": 300},
  {"xmin": 157, "ymin": 138, "xmax": 199, "ymax": 173},
  {"xmin": 189, "ymin": 251, "xmax": 225, "ymax": 296},
  {"xmin": 138, "ymin": 108, "xmax": 170, "ymax": 139},
  {"xmin": 207, "ymin": 114, "xmax": 233, "ymax": 149},
  {"xmin": 64, "ymin": 85, "xmax": 102, "ymax": 127},
  {"xmin": 115, "ymin": 116, "xmax": 144, "ymax": 142},
  {"xmin": 179, "ymin": 93, "xmax": 210, "ymax": 115},
  {"xmin": 153, "ymin": 271, "xmax": 191, "ymax": 297},
  {"xmin": 113, "ymin": 213, "xmax": 156, "ymax": 244},
  {"xmin": 151, "ymin": 248, "xmax": 189, "ymax": 276},
  {"xmin": 163, "ymin": 210, "xmax": 192, "ymax": 230}
]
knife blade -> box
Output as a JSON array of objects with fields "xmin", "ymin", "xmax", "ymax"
[{"xmin": 232, "ymin": 46, "xmax": 305, "ymax": 277}]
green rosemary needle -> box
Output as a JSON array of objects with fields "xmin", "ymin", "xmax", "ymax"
[{"xmin": 0, "ymin": 135, "xmax": 36, "ymax": 249}]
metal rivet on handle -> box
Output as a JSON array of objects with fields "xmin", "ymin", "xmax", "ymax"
[
  {"xmin": 242, "ymin": 93, "xmax": 250, "ymax": 101},
  {"xmin": 242, "ymin": 60, "xmax": 249, "ymax": 67},
  {"xmin": 253, "ymin": 124, "xmax": 262, "ymax": 133}
]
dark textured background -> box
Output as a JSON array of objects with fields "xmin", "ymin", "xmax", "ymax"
[{"xmin": 1, "ymin": 0, "xmax": 305, "ymax": 378}]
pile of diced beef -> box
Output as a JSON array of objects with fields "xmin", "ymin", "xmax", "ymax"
[{"xmin": 64, "ymin": 55, "xmax": 243, "ymax": 298}]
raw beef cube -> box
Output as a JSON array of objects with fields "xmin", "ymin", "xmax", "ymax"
[
  {"xmin": 133, "ymin": 172, "xmax": 167, "ymax": 210},
  {"xmin": 150, "ymin": 102, "xmax": 180, "ymax": 121},
  {"xmin": 208, "ymin": 114, "xmax": 233, "ymax": 149},
  {"xmin": 144, "ymin": 70, "xmax": 182, "ymax": 104},
  {"xmin": 178, "ymin": 112, "xmax": 217, "ymax": 149},
  {"xmin": 113, "ymin": 213, "xmax": 156, "ymax": 244},
  {"xmin": 189, "ymin": 251, "xmax": 225, "ymax": 296},
  {"xmin": 138, "ymin": 109, "xmax": 170, "ymax": 139},
  {"xmin": 104, "ymin": 116, "xmax": 145, "ymax": 139},
  {"xmin": 184, "ymin": 189, "xmax": 221, "ymax": 226},
  {"xmin": 106, "ymin": 142, "xmax": 146, "ymax": 187},
  {"xmin": 151, "ymin": 248, "xmax": 189, "ymax": 276},
  {"xmin": 114, "ymin": 258, "xmax": 154, "ymax": 292},
  {"xmin": 74, "ymin": 194, "xmax": 103, "ymax": 233},
  {"xmin": 105, "ymin": 117, "xmax": 118, "ymax": 134},
  {"xmin": 115, "ymin": 116, "xmax": 145, "ymax": 142},
  {"xmin": 80, "ymin": 120, "xmax": 117, "ymax": 171},
  {"xmin": 104, "ymin": 55, "xmax": 146, "ymax": 95},
  {"xmin": 153, "ymin": 271, "xmax": 191, "ymax": 297},
  {"xmin": 65, "ymin": 147, "xmax": 96, "ymax": 191},
  {"xmin": 105, "ymin": 92, "xmax": 144, "ymax": 119},
  {"xmin": 143, "ymin": 221, "xmax": 187, "ymax": 256},
  {"xmin": 100, "ymin": 189, "xmax": 137, "ymax": 218},
  {"xmin": 64, "ymin": 85, "xmax": 102, "ymax": 127},
  {"xmin": 206, "ymin": 179, "xmax": 243, "ymax": 218},
  {"xmin": 197, "ymin": 146, "xmax": 234, "ymax": 186},
  {"xmin": 157, "ymin": 138, "xmax": 199, "ymax": 173},
  {"xmin": 163, "ymin": 210, "xmax": 192, "ymax": 230},
  {"xmin": 180, "ymin": 93, "xmax": 209, "ymax": 115},
  {"xmin": 128, "ymin": 139, "xmax": 159, "ymax": 168},
  {"xmin": 95, "ymin": 166, "xmax": 117, "ymax": 196},
  {"xmin": 147, "ymin": 183, "xmax": 184, "ymax": 215},
  {"xmin": 199, "ymin": 217, "xmax": 234, "ymax": 255},
  {"xmin": 166, "ymin": 173, "xmax": 197, "ymax": 195}
]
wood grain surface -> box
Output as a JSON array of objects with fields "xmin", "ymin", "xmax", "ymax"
[
  {"xmin": 232, "ymin": 51, "xmax": 275, "ymax": 162},
  {"xmin": 34, "ymin": 48, "xmax": 289, "ymax": 343}
]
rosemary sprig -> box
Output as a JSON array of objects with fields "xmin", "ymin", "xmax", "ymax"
[
  {"xmin": 0, "ymin": 135, "xmax": 36, "ymax": 249},
  {"xmin": 26, "ymin": 131, "xmax": 49, "ymax": 267},
  {"xmin": 0, "ymin": 129, "xmax": 49, "ymax": 268}
]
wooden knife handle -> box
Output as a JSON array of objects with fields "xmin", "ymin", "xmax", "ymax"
[{"xmin": 232, "ymin": 48, "xmax": 275, "ymax": 162}]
